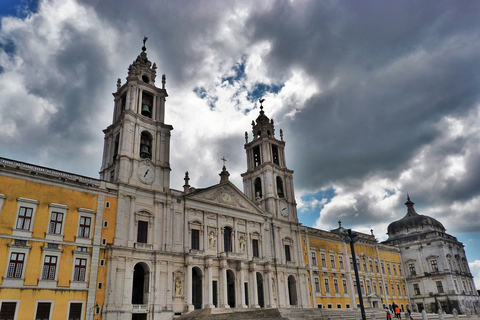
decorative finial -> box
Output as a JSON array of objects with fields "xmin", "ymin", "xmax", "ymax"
[
  {"xmin": 280, "ymin": 129, "xmax": 284, "ymax": 141},
  {"xmin": 117, "ymin": 78, "xmax": 121, "ymax": 90},
  {"xmin": 407, "ymin": 193, "xmax": 410, "ymax": 201},
  {"xmin": 221, "ymin": 156, "xmax": 227, "ymax": 168},
  {"xmin": 245, "ymin": 131, "xmax": 248, "ymax": 143},
  {"xmin": 162, "ymin": 74, "xmax": 166, "ymax": 89},
  {"xmin": 338, "ymin": 220, "xmax": 342, "ymax": 228},
  {"xmin": 259, "ymin": 98, "xmax": 265, "ymax": 113},
  {"xmin": 183, "ymin": 172, "xmax": 190, "ymax": 194},
  {"xmin": 370, "ymin": 229, "xmax": 374, "ymax": 236},
  {"xmin": 142, "ymin": 36, "xmax": 148, "ymax": 52}
]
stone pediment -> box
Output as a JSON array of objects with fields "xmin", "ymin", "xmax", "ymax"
[{"xmin": 186, "ymin": 182, "xmax": 264, "ymax": 215}]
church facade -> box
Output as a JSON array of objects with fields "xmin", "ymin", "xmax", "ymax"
[{"xmin": 0, "ymin": 44, "xmax": 478, "ymax": 320}]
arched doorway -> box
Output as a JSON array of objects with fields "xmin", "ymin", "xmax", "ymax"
[
  {"xmin": 132, "ymin": 263, "xmax": 149, "ymax": 304},
  {"xmin": 192, "ymin": 267, "xmax": 203, "ymax": 310},
  {"xmin": 226, "ymin": 269, "xmax": 236, "ymax": 308},
  {"xmin": 287, "ymin": 275, "xmax": 297, "ymax": 306},
  {"xmin": 256, "ymin": 272, "xmax": 264, "ymax": 308}
]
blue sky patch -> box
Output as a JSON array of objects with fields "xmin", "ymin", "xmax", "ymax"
[
  {"xmin": 247, "ymin": 82, "xmax": 284, "ymax": 102},
  {"xmin": 298, "ymin": 187, "xmax": 336, "ymax": 227},
  {"xmin": 221, "ymin": 56, "xmax": 246, "ymax": 85},
  {"xmin": 0, "ymin": 0, "xmax": 39, "ymax": 20}
]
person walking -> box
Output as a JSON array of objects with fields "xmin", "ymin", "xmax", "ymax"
[
  {"xmin": 386, "ymin": 308, "xmax": 392, "ymax": 320},
  {"xmin": 406, "ymin": 304, "xmax": 412, "ymax": 320},
  {"xmin": 395, "ymin": 306, "xmax": 401, "ymax": 319}
]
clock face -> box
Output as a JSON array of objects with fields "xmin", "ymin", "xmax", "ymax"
[
  {"xmin": 280, "ymin": 201, "xmax": 289, "ymax": 217},
  {"xmin": 138, "ymin": 164, "xmax": 155, "ymax": 184}
]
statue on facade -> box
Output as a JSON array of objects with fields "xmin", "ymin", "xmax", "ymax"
[
  {"xmin": 209, "ymin": 231, "xmax": 216, "ymax": 248},
  {"xmin": 239, "ymin": 236, "xmax": 246, "ymax": 251},
  {"xmin": 175, "ymin": 277, "xmax": 182, "ymax": 296}
]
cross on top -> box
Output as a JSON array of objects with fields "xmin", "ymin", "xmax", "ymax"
[{"xmin": 221, "ymin": 156, "xmax": 227, "ymax": 167}]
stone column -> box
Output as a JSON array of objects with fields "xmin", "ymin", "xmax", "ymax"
[
  {"xmin": 238, "ymin": 261, "xmax": 248, "ymax": 308},
  {"xmin": 205, "ymin": 258, "xmax": 215, "ymax": 308},
  {"xmin": 265, "ymin": 265, "xmax": 275, "ymax": 308},
  {"xmin": 127, "ymin": 195, "xmax": 136, "ymax": 247},
  {"xmin": 220, "ymin": 259, "xmax": 229, "ymax": 308},
  {"xmin": 249, "ymin": 261, "xmax": 259, "ymax": 308},
  {"xmin": 186, "ymin": 257, "xmax": 194, "ymax": 312}
]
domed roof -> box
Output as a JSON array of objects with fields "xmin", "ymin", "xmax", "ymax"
[{"xmin": 387, "ymin": 196, "xmax": 445, "ymax": 236}]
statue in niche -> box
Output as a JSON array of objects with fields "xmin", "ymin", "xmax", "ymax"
[
  {"xmin": 239, "ymin": 236, "xmax": 246, "ymax": 251},
  {"xmin": 175, "ymin": 277, "xmax": 182, "ymax": 296},
  {"xmin": 209, "ymin": 231, "xmax": 216, "ymax": 248}
]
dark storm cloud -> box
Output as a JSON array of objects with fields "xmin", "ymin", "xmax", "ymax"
[{"xmin": 243, "ymin": 1, "xmax": 480, "ymax": 194}]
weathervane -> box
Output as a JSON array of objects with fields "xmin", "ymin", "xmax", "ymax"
[
  {"xmin": 221, "ymin": 156, "xmax": 227, "ymax": 167},
  {"xmin": 259, "ymin": 98, "xmax": 265, "ymax": 110},
  {"xmin": 142, "ymin": 36, "xmax": 148, "ymax": 51}
]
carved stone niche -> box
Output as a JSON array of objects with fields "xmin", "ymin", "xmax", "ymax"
[
  {"xmin": 173, "ymin": 270, "xmax": 184, "ymax": 298},
  {"xmin": 238, "ymin": 232, "xmax": 247, "ymax": 252},
  {"xmin": 207, "ymin": 227, "xmax": 217, "ymax": 249}
]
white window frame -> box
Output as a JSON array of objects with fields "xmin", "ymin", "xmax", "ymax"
[
  {"xmin": 67, "ymin": 301, "xmax": 84, "ymax": 320},
  {"xmin": 75, "ymin": 208, "xmax": 96, "ymax": 245},
  {"xmin": 4, "ymin": 244, "xmax": 30, "ymax": 287},
  {"xmin": 282, "ymin": 237, "xmax": 294, "ymax": 264},
  {"xmin": 38, "ymin": 245, "xmax": 63, "ymax": 288},
  {"xmin": 45, "ymin": 203, "xmax": 68, "ymax": 241},
  {"xmin": 0, "ymin": 194, "xmax": 6, "ymax": 213},
  {"xmin": 70, "ymin": 250, "xmax": 91, "ymax": 289},
  {"xmin": 34, "ymin": 300, "xmax": 54, "ymax": 320},
  {"xmin": 135, "ymin": 211, "xmax": 154, "ymax": 250},
  {"xmin": 250, "ymin": 232, "xmax": 262, "ymax": 259},
  {"xmin": 13, "ymin": 198, "xmax": 39, "ymax": 237},
  {"xmin": 0, "ymin": 300, "xmax": 20, "ymax": 320}
]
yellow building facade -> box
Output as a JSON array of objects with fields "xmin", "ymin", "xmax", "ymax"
[
  {"xmin": 0, "ymin": 158, "xmax": 117, "ymax": 320},
  {"xmin": 302, "ymin": 224, "xmax": 410, "ymax": 312}
]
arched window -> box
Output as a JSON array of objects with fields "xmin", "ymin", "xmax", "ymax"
[
  {"xmin": 224, "ymin": 227, "xmax": 232, "ymax": 252},
  {"xmin": 132, "ymin": 263, "xmax": 149, "ymax": 304},
  {"xmin": 113, "ymin": 134, "xmax": 119, "ymax": 160},
  {"xmin": 140, "ymin": 132, "xmax": 152, "ymax": 159},
  {"xmin": 272, "ymin": 145, "xmax": 279, "ymax": 165},
  {"xmin": 253, "ymin": 146, "xmax": 261, "ymax": 167},
  {"xmin": 276, "ymin": 176, "xmax": 284, "ymax": 198},
  {"xmin": 254, "ymin": 178, "xmax": 262, "ymax": 199},
  {"xmin": 141, "ymin": 92, "xmax": 153, "ymax": 118}
]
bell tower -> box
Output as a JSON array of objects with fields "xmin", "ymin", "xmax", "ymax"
[
  {"xmin": 241, "ymin": 101, "xmax": 297, "ymax": 221},
  {"xmin": 100, "ymin": 38, "xmax": 173, "ymax": 191}
]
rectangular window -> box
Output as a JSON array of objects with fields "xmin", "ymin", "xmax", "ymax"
[
  {"xmin": 272, "ymin": 145, "xmax": 280, "ymax": 165},
  {"xmin": 343, "ymin": 279, "xmax": 348, "ymax": 293},
  {"xmin": 339, "ymin": 256, "xmax": 344, "ymax": 269},
  {"xmin": 387, "ymin": 262, "xmax": 391, "ymax": 275},
  {"xmin": 397, "ymin": 283, "xmax": 401, "ymax": 296},
  {"xmin": 409, "ymin": 263, "xmax": 416, "ymax": 276},
  {"xmin": 436, "ymin": 281, "xmax": 444, "ymax": 293},
  {"xmin": 73, "ymin": 258, "xmax": 87, "ymax": 281},
  {"xmin": 334, "ymin": 279, "xmax": 339, "ymax": 293},
  {"xmin": 285, "ymin": 245, "xmax": 291, "ymax": 262},
  {"xmin": 373, "ymin": 281, "xmax": 378, "ymax": 294},
  {"xmin": 78, "ymin": 216, "xmax": 91, "ymax": 238},
  {"xmin": 191, "ymin": 229, "xmax": 199, "ymax": 250},
  {"xmin": 0, "ymin": 302, "xmax": 17, "ymax": 319},
  {"xmin": 362, "ymin": 258, "xmax": 367, "ymax": 272},
  {"xmin": 330, "ymin": 255, "xmax": 336, "ymax": 269},
  {"xmin": 381, "ymin": 262, "xmax": 385, "ymax": 274},
  {"xmin": 375, "ymin": 261, "xmax": 379, "ymax": 273},
  {"xmin": 311, "ymin": 252, "xmax": 317, "ymax": 266},
  {"xmin": 42, "ymin": 255, "xmax": 57, "ymax": 280},
  {"xmin": 356, "ymin": 258, "xmax": 361, "ymax": 271},
  {"xmin": 315, "ymin": 278, "xmax": 320, "ymax": 292},
  {"xmin": 49, "ymin": 212, "xmax": 63, "ymax": 234},
  {"xmin": 68, "ymin": 302, "xmax": 82, "ymax": 320},
  {"xmin": 253, "ymin": 146, "xmax": 261, "ymax": 167},
  {"xmin": 366, "ymin": 280, "xmax": 371, "ymax": 294},
  {"xmin": 360, "ymin": 281, "xmax": 365, "ymax": 294},
  {"xmin": 391, "ymin": 282, "xmax": 395, "ymax": 296},
  {"xmin": 393, "ymin": 264, "xmax": 397, "ymax": 276},
  {"xmin": 369, "ymin": 260, "xmax": 373, "ymax": 273},
  {"xmin": 16, "ymin": 206, "xmax": 33, "ymax": 230},
  {"xmin": 35, "ymin": 302, "xmax": 51, "ymax": 320},
  {"xmin": 252, "ymin": 239, "xmax": 259, "ymax": 257},
  {"xmin": 7, "ymin": 252, "xmax": 25, "ymax": 278},
  {"xmin": 398, "ymin": 265, "xmax": 402, "ymax": 276},
  {"xmin": 350, "ymin": 257, "xmax": 354, "ymax": 269},
  {"xmin": 413, "ymin": 283, "xmax": 421, "ymax": 295},
  {"xmin": 379, "ymin": 281, "xmax": 383, "ymax": 294},
  {"xmin": 385, "ymin": 282, "xmax": 389, "ymax": 295},
  {"xmin": 321, "ymin": 253, "xmax": 326, "ymax": 267},
  {"xmin": 431, "ymin": 260, "xmax": 439, "ymax": 272},
  {"xmin": 324, "ymin": 278, "xmax": 330, "ymax": 293},
  {"xmin": 137, "ymin": 221, "xmax": 148, "ymax": 244}
]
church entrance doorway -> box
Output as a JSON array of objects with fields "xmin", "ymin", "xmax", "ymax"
[
  {"xmin": 256, "ymin": 272, "xmax": 264, "ymax": 308},
  {"xmin": 288, "ymin": 275, "xmax": 297, "ymax": 306},
  {"xmin": 192, "ymin": 267, "xmax": 203, "ymax": 310},
  {"xmin": 132, "ymin": 263, "xmax": 149, "ymax": 305},
  {"xmin": 227, "ymin": 269, "xmax": 236, "ymax": 308}
]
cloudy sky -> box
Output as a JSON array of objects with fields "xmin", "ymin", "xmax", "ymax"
[{"xmin": 1, "ymin": 0, "xmax": 480, "ymax": 286}]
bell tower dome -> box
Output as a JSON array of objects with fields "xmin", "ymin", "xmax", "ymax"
[
  {"xmin": 100, "ymin": 38, "xmax": 173, "ymax": 191},
  {"xmin": 241, "ymin": 100, "xmax": 297, "ymax": 221}
]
